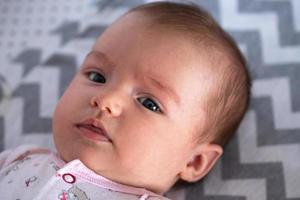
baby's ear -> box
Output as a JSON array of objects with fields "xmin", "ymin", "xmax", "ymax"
[{"xmin": 179, "ymin": 143, "xmax": 223, "ymax": 182}]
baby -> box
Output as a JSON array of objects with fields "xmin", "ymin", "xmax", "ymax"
[{"xmin": 0, "ymin": 1, "xmax": 251, "ymax": 200}]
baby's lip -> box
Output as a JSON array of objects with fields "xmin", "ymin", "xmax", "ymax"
[{"xmin": 75, "ymin": 118, "xmax": 112, "ymax": 142}]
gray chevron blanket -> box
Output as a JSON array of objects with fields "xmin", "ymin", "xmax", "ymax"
[{"xmin": 0, "ymin": 0, "xmax": 299, "ymax": 199}]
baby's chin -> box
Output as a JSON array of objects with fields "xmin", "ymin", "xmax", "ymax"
[
  {"xmin": 54, "ymin": 144, "xmax": 78, "ymax": 163},
  {"xmin": 56, "ymin": 151, "xmax": 73, "ymax": 163}
]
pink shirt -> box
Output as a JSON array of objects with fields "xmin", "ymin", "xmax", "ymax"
[{"xmin": 0, "ymin": 145, "xmax": 170, "ymax": 200}]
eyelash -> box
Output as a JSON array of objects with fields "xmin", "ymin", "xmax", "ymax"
[
  {"xmin": 86, "ymin": 71, "xmax": 163, "ymax": 114},
  {"xmin": 87, "ymin": 71, "xmax": 106, "ymax": 83},
  {"xmin": 137, "ymin": 96, "xmax": 162, "ymax": 113}
]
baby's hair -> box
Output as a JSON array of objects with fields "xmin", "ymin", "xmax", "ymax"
[{"xmin": 127, "ymin": 1, "xmax": 251, "ymax": 146}]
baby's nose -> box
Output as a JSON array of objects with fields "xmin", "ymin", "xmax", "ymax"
[{"xmin": 90, "ymin": 93, "xmax": 123, "ymax": 117}]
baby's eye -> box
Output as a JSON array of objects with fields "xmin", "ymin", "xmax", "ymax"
[
  {"xmin": 88, "ymin": 71, "xmax": 106, "ymax": 83},
  {"xmin": 137, "ymin": 97, "xmax": 161, "ymax": 113}
]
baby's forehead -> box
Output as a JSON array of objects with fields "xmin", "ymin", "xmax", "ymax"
[{"xmin": 92, "ymin": 11, "xmax": 225, "ymax": 95}]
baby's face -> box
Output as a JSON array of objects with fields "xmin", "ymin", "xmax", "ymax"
[{"xmin": 53, "ymin": 12, "xmax": 213, "ymax": 194}]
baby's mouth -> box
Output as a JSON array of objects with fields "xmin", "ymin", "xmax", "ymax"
[{"xmin": 75, "ymin": 119, "xmax": 112, "ymax": 143}]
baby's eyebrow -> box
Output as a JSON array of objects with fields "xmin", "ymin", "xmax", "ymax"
[
  {"xmin": 147, "ymin": 76, "xmax": 180, "ymax": 105},
  {"xmin": 87, "ymin": 50, "xmax": 180, "ymax": 105},
  {"xmin": 87, "ymin": 50, "xmax": 116, "ymax": 69}
]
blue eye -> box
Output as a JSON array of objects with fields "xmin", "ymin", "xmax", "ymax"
[
  {"xmin": 137, "ymin": 97, "xmax": 161, "ymax": 113},
  {"xmin": 88, "ymin": 72, "xmax": 106, "ymax": 83}
]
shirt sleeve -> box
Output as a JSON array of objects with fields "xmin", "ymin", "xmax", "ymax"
[
  {"xmin": 0, "ymin": 149, "xmax": 13, "ymax": 170},
  {"xmin": 0, "ymin": 144, "xmax": 49, "ymax": 170}
]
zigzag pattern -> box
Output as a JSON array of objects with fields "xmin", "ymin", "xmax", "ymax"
[
  {"xmin": 43, "ymin": 54, "xmax": 78, "ymax": 95},
  {"xmin": 262, "ymin": 0, "xmax": 300, "ymax": 32},
  {"xmin": 52, "ymin": 21, "xmax": 107, "ymax": 46},
  {"xmin": 0, "ymin": 0, "xmax": 299, "ymax": 199},
  {"xmin": 11, "ymin": 52, "xmax": 77, "ymax": 134},
  {"xmin": 3, "ymin": 97, "xmax": 54, "ymax": 149},
  {"xmin": 291, "ymin": 0, "xmax": 300, "ymax": 31},
  {"xmin": 13, "ymin": 49, "xmax": 42, "ymax": 77},
  {"xmin": 220, "ymin": 0, "xmax": 300, "ymax": 65},
  {"xmin": 254, "ymin": 80, "xmax": 294, "ymax": 115},
  {"xmin": 95, "ymin": 0, "xmax": 142, "ymax": 11},
  {"xmin": 238, "ymin": 111, "xmax": 300, "ymax": 199},
  {"xmin": 228, "ymin": 30, "xmax": 300, "ymax": 113},
  {"xmin": 186, "ymin": 111, "xmax": 298, "ymax": 199},
  {"xmin": 185, "ymin": 0, "xmax": 300, "ymax": 199},
  {"xmin": 239, "ymin": 0, "xmax": 300, "ymax": 46},
  {"xmin": 13, "ymin": 84, "xmax": 52, "ymax": 133},
  {"xmin": 252, "ymin": 78, "xmax": 300, "ymax": 145}
]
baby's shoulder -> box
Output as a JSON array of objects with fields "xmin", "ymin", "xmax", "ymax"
[{"xmin": 0, "ymin": 144, "xmax": 53, "ymax": 169}]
